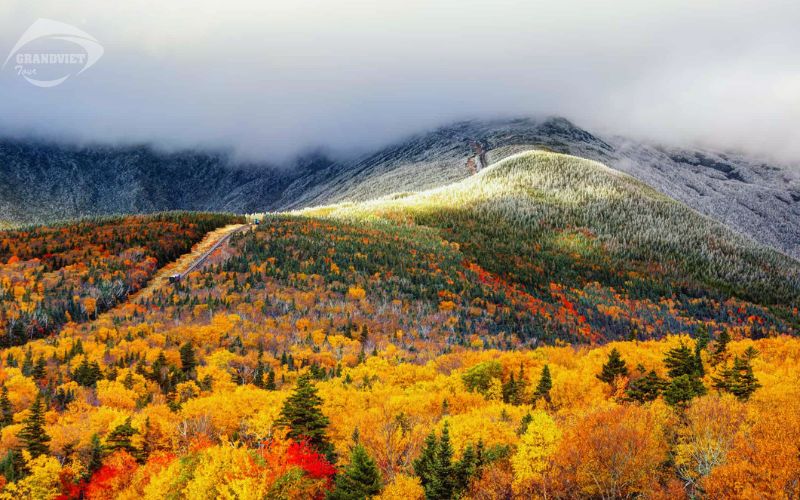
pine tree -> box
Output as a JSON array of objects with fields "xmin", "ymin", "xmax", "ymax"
[
  {"xmin": 625, "ymin": 370, "xmax": 667, "ymax": 403},
  {"xmin": 21, "ymin": 348, "xmax": 33, "ymax": 377},
  {"xmin": 597, "ymin": 348, "xmax": 628, "ymax": 385},
  {"xmin": 105, "ymin": 416, "xmax": 139, "ymax": 455},
  {"xmin": 265, "ymin": 370, "xmax": 277, "ymax": 390},
  {"xmin": 712, "ymin": 356, "xmax": 761, "ymax": 401},
  {"xmin": 0, "ymin": 449, "xmax": 26, "ymax": 483},
  {"xmin": 86, "ymin": 433, "xmax": 104, "ymax": 477},
  {"xmin": 429, "ymin": 422, "xmax": 455, "ymax": 500},
  {"xmin": 18, "ymin": 393, "xmax": 50, "ymax": 458},
  {"xmin": 413, "ymin": 431, "xmax": 438, "ymax": 491},
  {"xmin": 533, "ymin": 365, "xmax": 552, "ymax": 403},
  {"xmin": 453, "ymin": 443, "xmax": 478, "ymax": 494},
  {"xmin": 664, "ymin": 374, "xmax": 706, "ymax": 407},
  {"xmin": 712, "ymin": 330, "xmax": 730, "ymax": 365},
  {"xmin": 32, "ymin": 356, "xmax": 46, "ymax": 380},
  {"xmin": 501, "ymin": 373, "xmax": 518, "ymax": 404},
  {"xmin": 179, "ymin": 342, "xmax": 197, "ymax": 378},
  {"xmin": 0, "ymin": 386, "xmax": 13, "ymax": 428},
  {"xmin": 328, "ymin": 444, "xmax": 383, "ymax": 500},
  {"xmin": 275, "ymin": 374, "xmax": 335, "ymax": 462},
  {"xmin": 663, "ymin": 342, "xmax": 706, "ymax": 407},
  {"xmin": 664, "ymin": 342, "xmax": 699, "ymax": 378},
  {"xmin": 517, "ymin": 412, "xmax": 533, "ymax": 436}
]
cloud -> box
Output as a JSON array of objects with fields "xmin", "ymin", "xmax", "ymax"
[{"xmin": 0, "ymin": 0, "xmax": 798, "ymax": 164}]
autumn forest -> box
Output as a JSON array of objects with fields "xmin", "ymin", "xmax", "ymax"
[{"xmin": 0, "ymin": 153, "xmax": 798, "ymax": 499}]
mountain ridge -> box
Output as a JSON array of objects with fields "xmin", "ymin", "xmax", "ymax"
[{"xmin": 1, "ymin": 117, "xmax": 798, "ymax": 259}]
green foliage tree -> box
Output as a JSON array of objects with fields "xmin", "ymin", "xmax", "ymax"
[
  {"xmin": 328, "ymin": 444, "xmax": 382, "ymax": 500},
  {"xmin": 664, "ymin": 342, "xmax": 701, "ymax": 378},
  {"xmin": 712, "ymin": 356, "xmax": 761, "ymax": 401},
  {"xmin": 105, "ymin": 416, "xmax": 139, "ymax": 456},
  {"xmin": 711, "ymin": 330, "xmax": 730, "ymax": 365},
  {"xmin": 533, "ymin": 365, "xmax": 552, "ymax": 403},
  {"xmin": 0, "ymin": 385, "xmax": 13, "ymax": 428},
  {"xmin": 179, "ymin": 342, "xmax": 197, "ymax": 378},
  {"xmin": 18, "ymin": 393, "xmax": 50, "ymax": 458},
  {"xmin": 664, "ymin": 374, "xmax": 706, "ymax": 407},
  {"xmin": 624, "ymin": 370, "xmax": 667, "ymax": 403},
  {"xmin": 597, "ymin": 348, "xmax": 628, "ymax": 386},
  {"xmin": 461, "ymin": 361, "xmax": 502, "ymax": 395},
  {"xmin": 276, "ymin": 373, "xmax": 336, "ymax": 462},
  {"xmin": 86, "ymin": 433, "xmax": 104, "ymax": 477}
]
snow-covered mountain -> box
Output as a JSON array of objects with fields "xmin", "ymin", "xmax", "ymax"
[{"xmin": 1, "ymin": 117, "xmax": 798, "ymax": 259}]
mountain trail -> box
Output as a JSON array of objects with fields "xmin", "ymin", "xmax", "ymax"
[{"xmin": 129, "ymin": 223, "xmax": 250, "ymax": 304}]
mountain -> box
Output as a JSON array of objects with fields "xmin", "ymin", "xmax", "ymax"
[
  {"xmin": 309, "ymin": 151, "xmax": 800, "ymax": 310},
  {"xmin": 0, "ymin": 150, "xmax": 798, "ymax": 497},
  {"xmin": 2, "ymin": 118, "xmax": 798, "ymax": 260}
]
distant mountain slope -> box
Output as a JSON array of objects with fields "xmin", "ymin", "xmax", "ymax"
[
  {"xmin": 311, "ymin": 151, "xmax": 800, "ymax": 309},
  {"xmin": 1, "ymin": 118, "xmax": 798, "ymax": 259}
]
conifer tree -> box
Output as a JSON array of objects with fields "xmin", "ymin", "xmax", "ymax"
[
  {"xmin": 328, "ymin": 444, "xmax": 382, "ymax": 500},
  {"xmin": 713, "ymin": 356, "xmax": 761, "ymax": 401},
  {"xmin": 276, "ymin": 373, "xmax": 335, "ymax": 462},
  {"xmin": 179, "ymin": 342, "xmax": 197, "ymax": 378},
  {"xmin": 711, "ymin": 330, "xmax": 730, "ymax": 365},
  {"xmin": 0, "ymin": 386, "xmax": 13, "ymax": 428},
  {"xmin": 664, "ymin": 342, "xmax": 699, "ymax": 378},
  {"xmin": 21, "ymin": 348, "xmax": 33, "ymax": 377},
  {"xmin": 597, "ymin": 348, "xmax": 628, "ymax": 385},
  {"xmin": 533, "ymin": 365, "xmax": 552, "ymax": 403},
  {"xmin": 625, "ymin": 370, "xmax": 667, "ymax": 403},
  {"xmin": 663, "ymin": 342, "xmax": 706, "ymax": 407},
  {"xmin": 429, "ymin": 422, "xmax": 455, "ymax": 499},
  {"xmin": 105, "ymin": 416, "xmax": 139, "ymax": 456},
  {"xmin": 517, "ymin": 412, "xmax": 533, "ymax": 436},
  {"xmin": 664, "ymin": 374, "xmax": 706, "ymax": 407},
  {"xmin": 18, "ymin": 393, "xmax": 50, "ymax": 458},
  {"xmin": 265, "ymin": 370, "xmax": 276, "ymax": 390},
  {"xmin": 86, "ymin": 434, "xmax": 104, "ymax": 477}
]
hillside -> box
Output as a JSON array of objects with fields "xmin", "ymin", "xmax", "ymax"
[
  {"xmin": 2, "ymin": 118, "xmax": 798, "ymax": 259},
  {"xmin": 311, "ymin": 151, "xmax": 800, "ymax": 308},
  {"xmin": 0, "ymin": 152, "xmax": 796, "ymax": 497}
]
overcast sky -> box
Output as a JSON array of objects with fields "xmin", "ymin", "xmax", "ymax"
[{"xmin": 0, "ymin": 0, "xmax": 798, "ymax": 163}]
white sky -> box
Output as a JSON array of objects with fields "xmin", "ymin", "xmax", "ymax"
[{"xmin": 0, "ymin": 0, "xmax": 798, "ymax": 163}]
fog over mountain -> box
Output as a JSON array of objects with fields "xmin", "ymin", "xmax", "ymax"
[{"xmin": 0, "ymin": 0, "xmax": 799, "ymax": 163}]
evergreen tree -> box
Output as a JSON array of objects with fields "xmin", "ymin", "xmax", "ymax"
[
  {"xmin": 453, "ymin": 443, "xmax": 478, "ymax": 494},
  {"xmin": 625, "ymin": 370, "xmax": 667, "ymax": 403},
  {"xmin": 328, "ymin": 444, "xmax": 382, "ymax": 500},
  {"xmin": 179, "ymin": 342, "xmax": 197, "ymax": 378},
  {"xmin": 21, "ymin": 349, "xmax": 33, "ymax": 377},
  {"xmin": 597, "ymin": 348, "xmax": 628, "ymax": 385},
  {"xmin": 664, "ymin": 342, "xmax": 700, "ymax": 378},
  {"xmin": 0, "ymin": 449, "xmax": 26, "ymax": 483},
  {"xmin": 713, "ymin": 356, "xmax": 761, "ymax": 401},
  {"xmin": 712, "ymin": 330, "xmax": 730, "ymax": 365},
  {"xmin": 413, "ymin": 431, "xmax": 438, "ymax": 493},
  {"xmin": 265, "ymin": 370, "xmax": 277, "ymax": 391},
  {"xmin": 517, "ymin": 412, "xmax": 533, "ymax": 436},
  {"xmin": 533, "ymin": 365, "xmax": 552, "ymax": 403},
  {"xmin": 0, "ymin": 386, "xmax": 13, "ymax": 428},
  {"xmin": 105, "ymin": 416, "xmax": 139, "ymax": 455},
  {"xmin": 32, "ymin": 356, "xmax": 46, "ymax": 380},
  {"xmin": 18, "ymin": 393, "xmax": 50, "ymax": 458},
  {"xmin": 694, "ymin": 343, "xmax": 705, "ymax": 377},
  {"xmin": 429, "ymin": 422, "xmax": 455, "ymax": 500},
  {"xmin": 664, "ymin": 374, "xmax": 707, "ymax": 407},
  {"xmin": 663, "ymin": 342, "xmax": 706, "ymax": 407},
  {"xmin": 275, "ymin": 374, "xmax": 335, "ymax": 462},
  {"xmin": 86, "ymin": 433, "xmax": 104, "ymax": 477}
]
